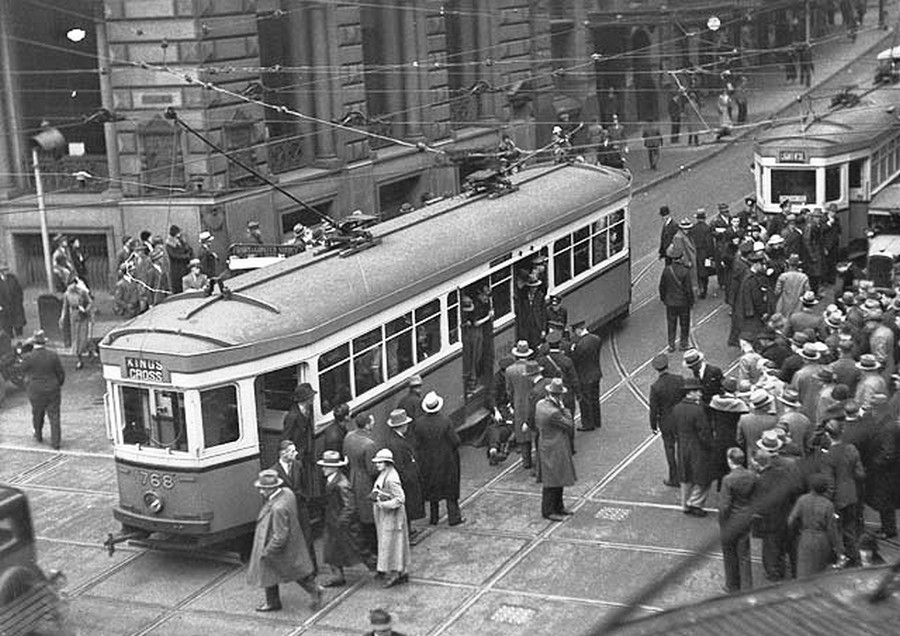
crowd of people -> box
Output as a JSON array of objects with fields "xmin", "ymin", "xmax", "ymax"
[{"xmin": 653, "ymin": 197, "xmax": 900, "ymax": 593}]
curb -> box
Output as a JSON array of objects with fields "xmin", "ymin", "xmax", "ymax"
[{"xmin": 631, "ymin": 27, "xmax": 897, "ymax": 199}]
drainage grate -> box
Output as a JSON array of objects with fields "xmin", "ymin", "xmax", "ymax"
[
  {"xmin": 594, "ymin": 506, "xmax": 631, "ymax": 521},
  {"xmin": 490, "ymin": 604, "xmax": 537, "ymax": 625}
]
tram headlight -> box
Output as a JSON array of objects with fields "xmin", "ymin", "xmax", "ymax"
[{"xmin": 143, "ymin": 491, "xmax": 164, "ymax": 514}]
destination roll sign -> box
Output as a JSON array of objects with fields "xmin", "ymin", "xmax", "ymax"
[{"xmin": 123, "ymin": 357, "xmax": 170, "ymax": 383}]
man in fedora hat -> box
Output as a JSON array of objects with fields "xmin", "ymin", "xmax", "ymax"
[
  {"xmin": 246, "ymin": 220, "xmax": 264, "ymax": 245},
  {"xmin": 395, "ymin": 374, "xmax": 424, "ymax": 425},
  {"xmin": 270, "ymin": 440, "xmax": 317, "ymax": 568},
  {"xmin": 515, "ymin": 273, "xmax": 546, "ymax": 350},
  {"xmin": 181, "ymin": 258, "xmax": 208, "ymax": 292},
  {"xmin": 539, "ymin": 329, "xmax": 580, "ymax": 413},
  {"xmin": 507, "ymin": 341, "xmax": 537, "ymax": 469},
  {"xmin": 534, "ymin": 378, "xmax": 576, "ymax": 521},
  {"xmin": 775, "ymin": 253, "xmax": 810, "ymax": 322},
  {"xmin": 736, "ymin": 388, "xmax": 777, "ymax": 458},
  {"xmin": 165, "ymin": 225, "xmax": 192, "ymax": 294},
  {"xmin": 689, "ymin": 209, "xmax": 715, "ymax": 299},
  {"xmin": 525, "ymin": 360, "xmax": 552, "ymax": 481},
  {"xmin": 777, "ymin": 387, "xmax": 813, "ymax": 455},
  {"xmin": 670, "ymin": 217, "xmax": 699, "ymax": 289},
  {"xmin": 197, "ymin": 230, "xmax": 220, "ymax": 278},
  {"xmin": 671, "ymin": 376, "xmax": 713, "ymax": 516},
  {"xmin": 569, "ymin": 320, "xmax": 602, "ymax": 431},
  {"xmin": 683, "ymin": 348, "xmax": 722, "ymax": 411},
  {"xmin": 750, "ymin": 448, "xmax": 797, "ymax": 582},
  {"xmin": 822, "ymin": 419, "xmax": 865, "ymax": 566},
  {"xmin": 283, "ymin": 382, "xmax": 322, "ymax": 521},
  {"xmin": 792, "ymin": 343, "xmax": 825, "ymax": 417},
  {"xmin": 20, "ymin": 330, "xmax": 65, "ymax": 449},
  {"xmin": 343, "ymin": 413, "xmax": 379, "ymax": 552},
  {"xmin": 787, "ymin": 291, "xmax": 824, "ymax": 340},
  {"xmin": 734, "ymin": 252, "xmax": 770, "ymax": 345},
  {"xmin": 831, "ymin": 336, "xmax": 860, "ymax": 395},
  {"xmin": 247, "ymin": 469, "xmax": 322, "ymax": 612},
  {"xmin": 649, "ymin": 353, "xmax": 684, "ymax": 487},
  {"xmin": 658, "ymin": 205, "xmax": 677, "ymax": 260},
  {"xmin": 710, "ymin": 202, "xmax": 734, "ymax": 298},
  {"xmin": 317, "ymin": 450, "xmax": 375, "ymax": 586},
  {"xmin": 414, "ymin": 392, "xmax": 464, "ymax": 527},
  {"xmin": 364, "ymin": 608, "xmax": 406, "ymax": 636},
  {"xmin": 709, "ymin": 379, "xmax": 749, "ymax": 489},
  {"xmin": 802, "ymin": 209, "xmax": 826, "ymax": 294},
  {"xmin": 854, "ymin": 354, "xmax": 887, "ymax": 411},
  {"xmin": 377, "ymin": 409, "xmax": 425, "ymax": 529},
  {"xmin": 659, "ymin": 241, "xmax": 695, "ymax": 352}
]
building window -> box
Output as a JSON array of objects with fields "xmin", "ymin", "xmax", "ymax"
[
  {"xmin": 379, "ymin": 175, "xmax": 421, "ymax": 220},
  {"xmin": 224, "ymin": 111, "xmax": 262, "ymax": 189},
  {"xmin": 138, "ymin": 116, "xmax": 186, "ymax": 194},
  {"xmin": 280, "ymin": 200, "xmax": 333, "ymax": 239},
  {"xmin": 361, "ymin": 2, "xmax": 408, "ymax": 142},
  {"xmin": 445, "ymin": 0, "xmax": 486, "ymax": 126}
]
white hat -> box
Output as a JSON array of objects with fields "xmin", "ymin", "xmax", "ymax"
[{"xmin": 421, "ymin": 391, "xmax": 444, "ymax": 414}]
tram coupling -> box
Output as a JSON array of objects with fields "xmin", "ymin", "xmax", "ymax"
[{"xmin": 103, "ymin": 530, "xmax": 147, "ymax": 557}]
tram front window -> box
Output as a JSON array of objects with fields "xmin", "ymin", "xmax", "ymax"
[
  {"xmin": 201, "ymin": 386, "xmax": 240, "ymax": 448},
  {"xmin": 119, "ymin": 386, "xmax": 188, "ymax": 451},
  {"xmin": 771, "ymin": 169, "xmax": 815, "ymax": 205}
]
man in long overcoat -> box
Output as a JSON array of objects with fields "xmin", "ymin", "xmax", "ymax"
[
  {"xmin": 672, "ymin": 377, "xmax": 714, "ymax": 516},
  {"xmin": 20, "ymin": 330, "xmax": 65, "ymax": 449},
  {"xmin": 659, "ymin": 242, "xmax": 695, "ymax": 352},
  {"xmin": 736, "ymin": 389, "xmax": 778, "ymax": 458},
  {"xmin": 317, "ymin": 451, "xmax": 375, "ymax": 586},
  {"xmin": 648, "ymin": 354, "xmax": 684, "ymax": 486},
  {"xmin": 378, "ymin": 409, "xmax": 425, "ymax": 525},
  {"xmin": 414, "ymin": 392, "xmax": 464, "ymax": 526},
  {"xmin": 689, "ymin": 210, "xmax": 716, "ymax": 299},
  {"xmin": 569, "ymin": 320, "xmax": 602, "ymax": 431},
  {"xmin": 0, "ymin": 261, "xmax": 25, "ymax": 337},
  {"xmin": 709, "ymin": 379, "xmax": 749, "ymax": 489},
  {"xmin": 507, "ymin": 341, "xmax": 537, "ymax": 469},
  {"xmin": 736, "ymin": 255, "xmax": 770, "ymax": 342},
  {"xmin": 539, "ymin": 330, "xmax": 580, "ymax": 413},
  {"xmin": 269, "ymin": 440, "xmax": 316, "ymax": 569},
  {"xmin": 247, "ymin": 469, "xmax": 321, "ymax": 612},
  {"xmin": 774, "ymin": 254, "xmax": 810, "ymax": 319},
  {"xmin": 282, "ymin": 383, "xmax": 323, "ymax": 517},
  {"xmin": 343, "ymin": 413, "xmax": 379, "ymax": 552},
  {"xmin": 534, "ymin": 378, "xmax": 576, "ymax": 521},
  {"xmin": 515, "ymin": 275, "xmax": 545, "ymax": 349}
]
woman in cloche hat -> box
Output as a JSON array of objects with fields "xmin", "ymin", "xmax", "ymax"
[{"xmin": 370, "ymin": 448, "xmax": 411, "ymax": 588}]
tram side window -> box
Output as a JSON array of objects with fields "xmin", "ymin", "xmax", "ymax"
[
  {"xmin": 553, "ymin": 235, "xmax": 572, "ymax": 285},
  {"xmin": 825, "ymin": 166, "xmax": 841, "ymax": 202},
  {"xmin": 491, "ymin": 267, "xmax": 512, "ymax": 320},
  {"xmin": 385, "ymin": 314, "xmax": 414, "ymax": 379},
  {"xmin": 415, "ymin": 299, "xmax": 441, "ymax": 362},
  {"xmin": 609, "ymin": 209, "xmax": 625, "ymax": 255},
  {"xmin": 120, "ymin": 386, "xmax": 188, "ymax": 451},
  {"xmin": 592, "ymin": 216, "xmax": 609, "ymax": 264},
  {"xmin": 771, "ymin": 169, "xmax": 815, "ymax": 204},
  {"xmin": 849, "ymin": 158, "xmax": 864, "ymax": 188},
  {"xmin": 318, "ymin": 343, "xmax": 351, "ymax": 415},
  {"xmin": 353, "ymin": 328, "xmax": 383, "ymax": 396},
  {"xmin": 201, "ymin": 386, "xmax": 240, "ymax": 448},
  {"xmin": 573, "ymin": 225, "xmax": 591, "ymax": 276}
]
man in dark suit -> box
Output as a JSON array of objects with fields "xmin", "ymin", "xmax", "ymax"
[
  {"xmin": 539, "ymin": 330, "xmax": 580, "ymax": 413},
  {"xmin": 282, "ymin": 383, "xmax": 322, "ymax": 522},
  {"xmin": 689, "ymin": 209, "xmax": 716, "ymax": 299},
  {"xmin": 20, "ymin": 330, "xmax": 65, "ymax": 449},
  {"xmin": 269, "ymin": 440, "xmax": 316, "ymax": 570},
  {"xmin": 683, "ymin": 348, "xmax": 723, "ymax": 411},
  {"xmin": 569, "ymin": 320, "xmax": 602, "ymax": 431},
  {"xmin": 659, "ymin": 242, "xmax": 694, "ymax": 352},
  {"xmin": 648, "ymin": 353, "xmax": 684, "ymax": 486},
  {"xmin": 719, "ymin": 447, "xmax": 756, "ymax": 592},
  {"xmin": 658, "ymin": 205, "xmax": 678, "ymax": 259}
]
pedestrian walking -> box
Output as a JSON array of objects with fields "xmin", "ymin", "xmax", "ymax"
[
  {"xmin": 569, "ymin": 320, "xmax": 602, "ymax": 431},
  {"xmin": 246, "ymin": 469, "xmax": 322, "ymax": 612},
  {"xmin": 672, "ymin": 377, "xmax": 714, "ymax": 516},
  {"xmin": 507, "ymin": 340, "xmax": 537, "ymax": 469},
  {"xmin": 535, "ymin": 378, "xmax": 577, "ymax": 521},
  {"xmin": 649, "ymin": 354, "xmax": 685, "ymax": 487},
  {"xmin": 343, "ymin": 413, "xmax": 379, "ymax": 552},
  {"xmin": 269, "ymin": 440, "xmax": 317, "ymax": 570},
  {"xmin": 683, "ymin": 88, "xmax": 702, "ymax": 146},
  {"xmin": 371, "ymin": 448, "xmax": 411, "ymax": 588},
  {"xmin": 414, "ymin": 391, "xmax": 465, "ymax": 527},
  {"xmin": 659, "ymin": 242, "xmax": 694, "ymax": 352},
  {"xmin": 317, "ymin": 450, "xmax": 375, "ymax": 587},
  {"xmin": 59, "ymin": 276, "xmax": 93, "ymax": 369},
  {"xmin": 20, "ymin": 330, "xmax": 65, "ymax": 450},
  {"xmin": 719, "ymin": 447, "xmax": 756, "ymax": 592},
  {"xmin": 788, "ymin": 473, "xmax": 844, "ymax": 577},
  {"xmin": 658, "ymin": 205, "xmax": 678, "ymax": 260},
  {"xmin": 642, "ymin": 121, "xmax": 663, "ymax": 170},
  {"xmin": 690, "ymin": 210, "xmax": 715, "ymax": 299},
  {"xmin": 715, "ymin": 89, "xmax": 733, "ymax": 140},
  {"xmin": 798, "ymin": 42, "xmax": 813, "ymax": 88}
]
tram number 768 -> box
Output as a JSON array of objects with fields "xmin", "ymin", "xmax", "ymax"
[{"xmin": 137, "ymin": 471, "xmax": 176, "ymax": 490}]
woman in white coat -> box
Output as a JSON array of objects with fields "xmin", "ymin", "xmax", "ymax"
[{"xmin": 371, "ymin": 448, "xmax": 411, "ymax": 588}]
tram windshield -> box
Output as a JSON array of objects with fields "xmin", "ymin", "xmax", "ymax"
[
  {"xmin": 771, "ymin": 168, "xmax": 815, "ymax": 204},
  {"xmin": 120, "ymin": 386, "xmax": 188, "ymax": 451}
]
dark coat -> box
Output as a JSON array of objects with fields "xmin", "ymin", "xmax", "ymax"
[
  {"xmin": 649, "ymin": 372, "xmax": 684, "ymax": 434},
  {"xmin": 659, "ymin": 262, "xmax": 694, "ymax": 308},
  {"xmin": 738, "ymin": 271, "xmax": 769, "ymax": 338},
  {"xmin": 824, "ymin": 441, "xmax": 864, "ymax": 509},
  {"xmin": 269, "ymin": 459, "xmax": 314, "ymax": 551},
  {"xmin": 397, "ymin": 390, "xmax": 423, "ymax": 422},
  {"xmin": 0, "ymin": 271, "xmax": 25, "ymax": 332},
  {"xmin": 539, "ymin": 348, "xmax": 581, "ymax": 407},
  {"xmin": 413, "ymin": 411, "xmax": 461, "ymax": 501},
  {"xmin": 322, "ymin": 472, "xmax": 367, "ymax": 568},
  {"xmin": 659, "ymin": 217, "xmax": 678, "ymax": 259},
  {"xmin": 710, "ymin": 395, "xmax": 748, "ymax": 482},
  {"xmin": 693, "ymin": 363, "xmax": 723, "ymax": 407},
  {"xmin": 534, "ymin": 396, "xmax": 576, "ymax": 488},
  {"xmin": 165, "ymin": 236, "xmax": 193, "ymax": 294},
  {"xmin": 378, "ymin": 428, "xmax": 425, "ymax": 521},
  {"xmin": 719, "ymin": 466, "xmax": 757, "ymax": 527},
  {"xmin": 21, "ymin": 346, "xmax": 65, "ymax": 398},
  {"xmin": 789, "ymin": 492, "xmax": 841, "ymax": 577},
  {"xmin": 246, "ymin": 487, "xmax": 315, "ymax": 588},
  {"xmin": 570, "ymin": 331, "xmax": 602, "ymax": 385},
  {"xmin": 752, "ymin": 462, "xmax": 798, "ymax": 536},
  {"xmin": 865, "ymin": 418, "xmax": 900, "ymax": 509},
  {"xmin": 343, "ymin": 429, "xmax": 378, "ymax": 525},
  {"xmin": 515, "ymin": 287, "xmax": 545, "ymax": 349},
  {"xmin": 320, "ymin": 421, "xmax": 347, "ymax": 455},
  {"xmin": 282, "ymin": 404, "xmax": 321, "ymax": 499},
  {"xmin": 689, "ymin": 221, "xmax": 715, "ymax": 273},
  {"xmin": 672, "ymin": 396, "xmax": 713, "ymax": 486}
]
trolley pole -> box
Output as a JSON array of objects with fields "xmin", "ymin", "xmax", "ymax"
[
  {"xmin": 32, "ymin": 146, "xmax": 54, "ymax": 293},
  {"xmin": 805, "ymin": 0, "xmax": 811, "ymax": 45}
]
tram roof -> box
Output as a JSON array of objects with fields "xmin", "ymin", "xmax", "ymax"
[
  {"xmin": 101, "ymin": 163, "xmax": 630, "ymax": 370},
  {"xmin": 754, "ymin": 83, "xmax": 900, "ymax": 156}
]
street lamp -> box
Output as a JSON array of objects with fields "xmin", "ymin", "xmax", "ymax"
[{"xmin": 31, "ymin": 123, "xmax": 67, "ymax": 293}]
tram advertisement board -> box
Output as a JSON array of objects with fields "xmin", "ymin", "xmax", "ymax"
[{"xmin": 123, "ymin": 357, "xmax": 170, "ymax": 383}]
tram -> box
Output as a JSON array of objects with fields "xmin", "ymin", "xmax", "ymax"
[
  {"xmin": 98, "ymin": 162, "xmax": 632, "ymax": 551},
  {"xmin": 752, "ymin": 49, "xmax": 900, "ymax": 254}
]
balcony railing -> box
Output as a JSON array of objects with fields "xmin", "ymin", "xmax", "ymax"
[{"xmin": 29, "ymin": 154, "xmax": 109, "ymax": 193}]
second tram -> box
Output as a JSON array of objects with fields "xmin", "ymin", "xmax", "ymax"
[{"xmin": 99, "ymin": 162, "xmax": 632, "ymax": 551}]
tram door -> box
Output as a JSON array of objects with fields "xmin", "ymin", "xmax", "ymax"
[
  {"xmin": 461, "ymin": 278, "xmax": 494, "ymax": 400},
  {"xmin": 253, "ymin": 363, "xmax": 307, "ymax": 467}
]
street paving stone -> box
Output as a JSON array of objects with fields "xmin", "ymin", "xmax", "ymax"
[
  {"xmin": 0, "ymin": 447, "xmax": 51, "ymax": 481},
  {"xmin": 142, "ymin": 611, "xmax": 299, "ymax": 636},
  {"xmin": 410, "ymin": 528, "xmax": 528, "ymax": 585},
  {"xmin": 61, "ymin": 596, "xmax": 163, "ymax": 636},
  {"xmin": 36, "ymin": 539, "xmax": 136, "ymax": 594},
  {"xmin": 22, "ymin": 455, "xmax": 118, "ymax": 493},
  {"xmin": 25, "ymin": 487, "xmax": 118, "ymax": 544}
]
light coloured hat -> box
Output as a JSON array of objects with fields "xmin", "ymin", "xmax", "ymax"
[
  {"xmin": 756, "ymin": 429, "xmax": 784, "ymax": 453},
  {"xmin": 683, "ymin": 349, "xmax": 704, "ymax": 366},
  {"xmin": 317, "ymin": 450, "xmax": 348, "ymax": 467},
  {"xmin": 254, "ymin": 469, "xmax": 284, "ymax": 489},
  {"xmin": 372, "ymin": 448, "xmax": 394, "ymax": 464},
  {"xmin": 546, "ymin": 377, "xmax": 567, "ymax": 394},
  {"xmin": 386, "ymin": 408, "xmax": 412, "ymax": 428},
  {"xmin": 511, "ymin": 340, "xmax": 534, "ymax": 358},
  {"xmin": 199, "ymin": 230, "xmax": 213, "ymax": 242},
  {"xmin": 749, "ymin": 388, "xmax": 773, "ymax": 410},
  {"xmin": 421, "ymin": 390, "xmax": 444, "ymax": 414}
]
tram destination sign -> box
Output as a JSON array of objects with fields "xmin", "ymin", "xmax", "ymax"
[
  {"xmin": 778, "ymin": 149, "xmax": 807, "ymax": 163},
  {"xmin": 123, "ymin": 357, "xmax": 170, "ymax": 383}
]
